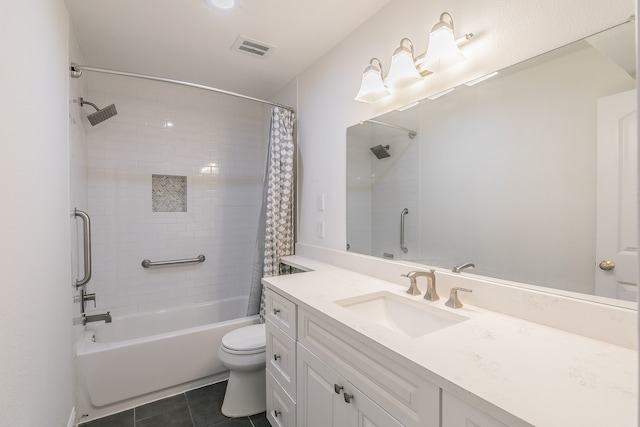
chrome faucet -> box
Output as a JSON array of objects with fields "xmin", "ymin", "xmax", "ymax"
[
  {"xmin": 83, "ymin": 312, "xmax": 112, "ymax": 325},
  {"xmin": 402, "ymin": 270, "xmax": 438, "ymax": 301},
  {"xmin": 452, "ymin": 262, "xmax": 475, "ymax": 273}
]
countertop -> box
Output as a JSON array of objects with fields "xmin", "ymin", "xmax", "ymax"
[{"xmin": 263, "ymin": 256, "xmax": 637, "ymax": 427}]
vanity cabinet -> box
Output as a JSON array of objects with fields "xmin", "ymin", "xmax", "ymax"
[
  {"xmin": 442, "ymin": 391, "xmax": 508, "ymax": 427},
  {"xmin": 297, "ymin": 343, "xmax": 403, "ymax": 427},
  {"xmin": 265, "ymin": 289, "xmax": 298, "ymax": 426}
]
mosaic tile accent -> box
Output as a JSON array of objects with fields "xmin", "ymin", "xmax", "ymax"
[{"xmin": 152, "ymin": 175, "xmax": 187, "ymax": 212}]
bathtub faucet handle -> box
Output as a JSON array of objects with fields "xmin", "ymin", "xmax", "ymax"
[{"xmin": 83, "ymin": 292, "xmax": 96, "ymax": 308}]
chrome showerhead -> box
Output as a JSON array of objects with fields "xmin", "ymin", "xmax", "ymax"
[
  {"xmin": 370, "ymin": 144, "xmax": 390, "ymax": 159},
  {"xmin": 79, "ymin": 97, "xmax": 118, "ymax": 126}
]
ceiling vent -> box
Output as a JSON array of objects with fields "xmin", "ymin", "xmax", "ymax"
[{"xmin": 231, "ymin": 36, "xmax": 276, "ymax": 59}]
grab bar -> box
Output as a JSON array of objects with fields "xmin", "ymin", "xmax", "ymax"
[
  {"xmin": 400, "ymin": 208, "xmax": 409, "ymax": 254},
  {"xmin": 74, "ymin": 208, "xmax": 92, "ymax": 288},
  {"xmin": 141, "ymin": 254, "xmax": 206, "ymax": 268}
]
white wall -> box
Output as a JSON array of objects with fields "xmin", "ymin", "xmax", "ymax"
[
  {"xmin": 84, "ymin": 73, "xmax": 269, "ymax": 316},
  {"xmin": 291, "ymin": 0, "xmax": 635, "ymax": 252},
  {"xmin": 0, "ymin": 1, "xmax": 75, "ymax": 426}
]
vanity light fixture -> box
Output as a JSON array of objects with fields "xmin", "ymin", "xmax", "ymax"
[
  {"xmin": 355, "ymin": 58, "xmax": 391, "ymax": 103},
  {"xmin": 203, "ymin": 0, "xmax": 235, "ymax": 10},
  {"xmin": 384, "ymin": 38, "xmax": 424, "ymax": 89},
  {"xmin": 421, "ymin": 12, "xmax": 471, "ymax": 73}
]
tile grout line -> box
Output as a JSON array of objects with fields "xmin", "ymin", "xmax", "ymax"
[{"xmin": 184, "ymin": 391, "xmax": 196, "ymax": 427}]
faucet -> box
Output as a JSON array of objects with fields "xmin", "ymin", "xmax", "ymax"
[
  {"xmin": 402, "ymin": 270, "xmax": 438, "ymax": 301},
  {"xmin": 452, "ymin": 262, "xmax": 475, "ymax": 273},
  {"xmin": 445, "ymin": 287, "xmax": 473, "ymax": 309},
  {"xmin": 83, "ymin": 312, "xmax": 112, "ymax": 325}
]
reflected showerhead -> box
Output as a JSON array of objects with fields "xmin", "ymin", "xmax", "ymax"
[
  {"xmin": 80, "ymin": 97, "xmax": 118, "ymax": 126},
  {"xmin": 370, "ymin": 144, "xmax": 390, "ymax": 159}
]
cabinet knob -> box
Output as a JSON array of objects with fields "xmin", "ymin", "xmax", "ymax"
[
  {"xmin": 273, "ymin": 308, "xmax": 281, "ymax": 314},
  {"xmin": 343, "ymin": 392, "xmax": 354, "ymax": 404},
  {"xmin": 273, "ymin": 410, "xmax": 281, "ymax": 418},
  {"xmin": 334, "ymin": 384, "xmax": 344, "ymax": 394},
  {"xmin": 273, "ymin": 354, "xmax": 281, "ymax": 361}
]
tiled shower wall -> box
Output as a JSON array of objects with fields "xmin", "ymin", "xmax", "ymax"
[{"xmin": 84, "ymin": 73, "xmax": 268, "ymax": 316}]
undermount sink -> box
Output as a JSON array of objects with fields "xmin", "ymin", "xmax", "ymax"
[{"xmin": 335, "ymin": 291, "xmax": 468, "ymax": 338}]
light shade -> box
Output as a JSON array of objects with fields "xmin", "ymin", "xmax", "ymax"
[
  {"xmin": 355, "ymin": 58, "xmax": 390, "ymax": 103},
  {"xmin": 384, "ymin": 38, "xmax": 423, "ymax": 89},
  {"xmin": 421, "ymin": 12, "xmax": 466, "ymax": 72}
]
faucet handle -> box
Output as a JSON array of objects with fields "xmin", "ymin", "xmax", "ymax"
[
  {"xmin": 445, "ymin": 287, "xmax": 473, "ymax": 309},
  {"xmin": 401, "ymin": 271, "xmax": 421, "ymax": 296},
  {"xmin": 83, "ymin": 292, "xmax": 96, "ymax": 308}
]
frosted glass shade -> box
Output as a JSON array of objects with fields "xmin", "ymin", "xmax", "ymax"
[
  {"xmin": 422, "ymin": 24, "xmax": 465, "ymax": 72},
  {"xmin": 355, "ymin": 62, "xmax": 390, "ymax": 103},
  {"xmin": 384, "ymin": 45, "xmax": 422, "ymax": 89}
]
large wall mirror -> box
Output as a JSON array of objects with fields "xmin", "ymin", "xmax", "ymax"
[{"xmin": 347, "ymin": 20, "xmax": 636, "ymax": 304}]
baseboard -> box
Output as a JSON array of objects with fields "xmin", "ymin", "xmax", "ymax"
[{"xmin": 67, "ymin": 407, "xmax": 76, "ymax": 427}]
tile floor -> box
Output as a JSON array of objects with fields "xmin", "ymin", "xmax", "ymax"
[{"xmin": 78, "ymin": 381, "xmax": 269, "ymax": 427}]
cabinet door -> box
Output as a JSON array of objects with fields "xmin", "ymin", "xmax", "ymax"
[
  {"xmin": 348, "ymin": 384, "xmax": 404, "ymax": 427},
  {"xmin": 297, "ymin": 344, "xmax": 345, "ymax": 427},
  {"xmin": 297, "ymin": 344, "xmax": 403, "ymax": 427},
  {"xmin": 442, "ymin": 391, "xmax": 507, "ymax": 427}
]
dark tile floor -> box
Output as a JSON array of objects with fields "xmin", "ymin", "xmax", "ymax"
[{"xmin": 79, "ymin": 381, "xmax": 270, "ymax": 427}]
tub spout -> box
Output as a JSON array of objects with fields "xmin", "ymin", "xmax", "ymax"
[{"xmin": 84, "ymin": 312, "xmax": 112, "ymax": 325}]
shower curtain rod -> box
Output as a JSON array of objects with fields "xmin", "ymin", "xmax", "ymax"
[
  {"xmin": 69, "ymin": 63, "xmax": 294, "ymax": 113},
  {"xmin": 364, "ymin": 120, "xmax": 417, "ymax": 139}
]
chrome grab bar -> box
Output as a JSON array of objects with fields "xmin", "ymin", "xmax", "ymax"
[
  {"xmin": 74, "ymin": 209, "xmax": 92, "ymax": 288},
  {"xmin": 400, "ymin": 208, "xmax": 409, "ymax": 254},
  {"xmin": 141, "ymin": 254, "xmax": 206, "ymax": 268}
]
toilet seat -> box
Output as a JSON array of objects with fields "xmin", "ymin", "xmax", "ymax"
[{"xmin": 221, "ymin": 323, "xmax": 265, "ymax": 355}]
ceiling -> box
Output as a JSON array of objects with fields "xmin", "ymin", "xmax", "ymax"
[{"xmin": 66, "ymin": 0, "xmax": 392, "ymax": 100}]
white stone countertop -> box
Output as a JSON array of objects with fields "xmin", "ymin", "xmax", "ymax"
[{"xmin": 263, "ymin": 256, "xmax": 637, "ymax": 427}]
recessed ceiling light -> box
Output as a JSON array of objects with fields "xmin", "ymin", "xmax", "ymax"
[{"xmin": 203, "ymin": 0, "xmax": 235, "ymax": 10}]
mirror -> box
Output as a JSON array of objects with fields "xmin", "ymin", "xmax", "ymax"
[{"xmin": 347, "ymin": 20, "xmax": 636, "ymax": 303}]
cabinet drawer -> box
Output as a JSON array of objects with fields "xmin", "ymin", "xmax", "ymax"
[
  {"xmin": 266, "ymin": 318, "xmax": 297, "ymax": 399},
  {"xmin": 266, "ymin": 288, "xmax": 297, "ymax": 339},
  {"xmin": 267, "ymin": 370, "xmax": 296, "ymax": 427}
]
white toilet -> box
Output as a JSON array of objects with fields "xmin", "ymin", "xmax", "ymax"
[{"xmin": 218, "ymin": 323, "xmax": 266, "ymax": 417}]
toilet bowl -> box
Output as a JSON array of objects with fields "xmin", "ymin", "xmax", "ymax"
[{"xmin": 218, "ymin": 323, "xmax": 266, "ymax": 417}]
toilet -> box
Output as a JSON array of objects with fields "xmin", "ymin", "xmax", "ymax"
[{"xmin": 218, "ymin": 323, "xmax": 266, "ymax": 417}]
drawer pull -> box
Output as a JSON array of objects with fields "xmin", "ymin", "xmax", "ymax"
[
  {"xmin": 334, "ymin": 384, "xmax": 344, "ymax": 394},
  {"xmin": 273, "ymin": 308, "xmax": 281, "ymax": 315},
  {"xmin": 273, "ymin": 410, "xmax": 281, "ymax": 417},
  {"xmin": 273, "ymin": 354, "xmax": 281, "ymax": 361},
  {"xmin": 343, "ymin": 392, "xmax": 354, "ymax": 403}
]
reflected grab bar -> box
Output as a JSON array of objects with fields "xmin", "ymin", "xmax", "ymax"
[
  {"xmin": 400, "ymin": 208, "xmax": 409, "ymax": 254},
  {"xmin": 141, "ymin": 254, "xmax": 206, "ymax": 268},
  {"xmin": 74, "ymin": 209, "xmax": 92, "ymax": 288}
]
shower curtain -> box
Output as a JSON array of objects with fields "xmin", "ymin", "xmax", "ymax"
[{"xmin": 247, "ymin": 106, "xmax": 295, "ymax": 318}]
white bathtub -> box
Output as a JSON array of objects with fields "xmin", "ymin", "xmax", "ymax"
[{"xmin": 76, "ymin": 297, "xmax": 258, "ymax": 418}]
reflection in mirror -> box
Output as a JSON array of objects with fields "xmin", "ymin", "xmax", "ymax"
[{"xmin": 347, "ymin": 20, "xmax": 637, "ymax": 303}]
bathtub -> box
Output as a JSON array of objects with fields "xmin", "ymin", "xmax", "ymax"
[{"xmin": 76, "ymin": 297, "xmax": 258, "ymax": 417}]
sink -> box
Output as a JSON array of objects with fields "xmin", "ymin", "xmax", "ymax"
[{"xmin": 335, "ymin": 291, "xmax": 468, "ymax": 338}]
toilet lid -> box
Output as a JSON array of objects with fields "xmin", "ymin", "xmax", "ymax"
[{"xmin": 221, "ymin": 323, "xmax": 266, "ymax": 353}]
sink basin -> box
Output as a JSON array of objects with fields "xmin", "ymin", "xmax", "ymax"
[{"xmin": 335, "ymin": 291, "xmax": 468, "ymax": 338}]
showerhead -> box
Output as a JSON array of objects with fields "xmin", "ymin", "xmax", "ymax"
[
  {"xmin": 80, "ymin": 97, "xmax": 118, "ymax": 126},
  {"xmin": 370, "ymin": 144, "xmax": 390, "ymax": 159}
]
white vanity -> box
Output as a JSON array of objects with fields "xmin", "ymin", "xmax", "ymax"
[{"xmin": 262, "ymin": 251, "xmax": 637, "ymax": 427}]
